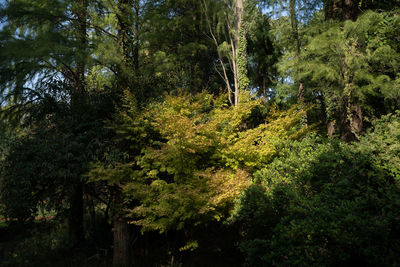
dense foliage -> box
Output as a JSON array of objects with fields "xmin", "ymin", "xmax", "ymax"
[
  {"xmin": 0, "ymin": 0, "xmax": 399, "ymax": 266},
  {"xmin": 234, "ymin": 113, "xmax": 400, "ymax": 266},
  {"xmin": 89, "ymin": 92, "xmax": 308, "ymax": 233}
]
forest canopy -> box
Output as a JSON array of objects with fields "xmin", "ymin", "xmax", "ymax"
[{"xmin": 0, "ymin": 0, "xmax": 400, "ymax": 266}]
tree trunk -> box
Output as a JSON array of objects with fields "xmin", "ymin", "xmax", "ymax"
[
  {"xmin": 115, "ymin": 0, "xmax": 134, "ymax": 98},
  {"xmin": 298, "ymin": 82, "xmax": 307, "ymax": 126},
  {"xmin": 338, "ymin": 49, "xmax": 363, "ymax": 142},
  {"xmin": 68, "ymin": 0, "xmax": 87, "ymax": 249},
  {"xmin": 289, "ymin": 0, "xmax": 300, "ymax": 57},
  {"xmin": 233, "ymin": 0, "xmax": 244, "ymax": 106},
  {"xmin": 113, "ymin": 2, "xmax": 134, "ymax": 264},
  {"xmin": 134, "ymin": 0, "xmax": 140, "ymax": 72},
  {"xmin": 327, "ymin": 121, "xmax": 336, "ymax": 137},
  {"xmin": 290, "ymin": 0, "xmax": 307, "ymax": 126},
  {"xmin": 69, "ymin": 182, "xmax": 84, "ymax": 248},
  {"xmin": 87, "ymin": 188, "xmax": 96, "ymax": 237},
  {"xmin": 113, "ymin": 217, "xmax": 130, "ymax": 266},
  {"xmin": 324, "ymin": 1, "xmax": 364, "ymax": 140},
  {"xmin": 232, "ymin": 0, "xmax": 249, "ymax": 106},
  {"xmin": 117, "ymin": 0, "xmax": 133, "ymax": 64},
  {"xmin": 113, "ymin": 193, "xmax": 130, "ymax": 267},
  {"xmin": 73, "ymin": 0, "xmax": 87, "ymax": 100},
  {"xmin": 343, "ymin": 0, "xmax": 360, "ymax": 21},
  {"xmin": 338, "ymin": 100, "xmax": 363, "ymax": 142},
  {"xmin": 262, "ymin": 76, "xmax": 267, "ymax": 102},
  {"xmin": 324, "ymin": 0, "xmax": 360, "ymax": 21},
  {"xmin": 318, "ymin": 92, "xmax": 335, "ymax": 136}
]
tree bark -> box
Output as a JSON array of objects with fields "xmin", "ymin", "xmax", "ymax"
[
  {"xmin": 233, "ymin": 0, "xmax": 244, "ymax": 106},
  {"xmin": 73, "ymin": 0, "xmax": 88, "ymax": 102},
  {"xmin": 134, "ymin": 0, "xmax": 140, "ymax": 72},
  {"xmin": 69, "ymin": 182, "xmax": 84, "ymax": 248},
  {"xmin": 115, "ymin": 0, "xmax": 134, "ymax": 98},
  {"xmin": 338, "ymin": 99, "xmax": 363, "ymax": 142},
  {"xmin": 68, "ymin": 0, "xmax": 87, "ymax": 248},
  {"xmin": 324, "ymin": 0, "xmax": 360, "ymax": 21},
  {"xmin": 113, "ymin": 216, "xmax": 130, "ymax": 266},
  {"xmin": 112, "ymin": 192, "xmax": 130, "ymax": 267},
  {"xmin": 112, "ymin": 2, "xmax": 134, "ymax": 265},
  {"xmin": 338, "ymin": 47, "xmax": 363, "ymax": 141},
  {"xmin": 262, "ymin": 76, "xmax": 267, "ymax": 102},
  {"xmin": 290, "ymin": 0, "xmax": 307, "ymax": 126},
  {"xmin": 327, "ymin": 121, "xmax": 336, "ymax": 137},
  {"xmin": 323, "ymin": 2, "xmax": 364, "ymax": 140},
  {"xmin": 87, "ymin": 187, "xmax": 96, "ymax": 237}
]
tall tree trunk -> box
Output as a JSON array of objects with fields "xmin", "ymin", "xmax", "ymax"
[
  {"xmin": 69, "ymin": 0, "xmax": 87, "ymax": 248},
  {"xmin": 262, "ymin": 76, "xmax": 267, "ymax": 102},
  {"xmin": 233, "ymin": 0, "xmax": 248, "ymax": 106},
  {"xmin": 117, "ymin": 0, "xmax": 133, "ymax": 64},
  {"xmin": 289, "ymin": 0, "xmax": 300, "ymax": 57},
  {"xmin": 338, "ymin": 60, "xmax": 363, "ymax": 141},
  {"xmin": 71, "ymin": 0, "xmax": 88, "ymax": 105},
  {"xmin": 290, "ymin": 0, "xmax": 307, "ymax": 126},
  {"xmin": 324, "ymin": 0, "xmax": 363, "ymax": 141},
  {"xmin": 69, "ymin": 182, "xmax": 84, "ymax": 248},
  {"xmin": 113, "ymin": 1, "xmax": 134, "ymax": 265},
  {"xmin": 115, "ymin": 0, "xmax": 134, "ymax": 97},
  {"xmin": 318, "ymin": 92, "xmax": 335, "ymax": 136},
  {"xmin": 134, "ymin": 0, "xmax": 140, "ymax": 72},
  {"xmin": 113, "ymin": 192, "xmax": 130, "ymax": 267},
  {"xmin": 233, "ymin": 0, "xmax": 243, "ymax": 106},
  {"xmin": 338, "ymin": 97, "xmax": 363, "ymax": 142},
  {"xmin": 87, "ymin": 186, "xmax": 96, "ymax": 238}
]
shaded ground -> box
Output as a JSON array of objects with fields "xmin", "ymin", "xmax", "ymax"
[{"xmin": 0, "ymin": 219, "xmax": 112, "ymax": 267}]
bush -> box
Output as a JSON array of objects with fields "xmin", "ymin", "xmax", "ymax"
[{"xmin": 234, "ymin": 113, "xmax": 400, "ymax": 266}]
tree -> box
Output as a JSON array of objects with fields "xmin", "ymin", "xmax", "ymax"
[
  {"xmin": 89, "ymin": 91, "xmax": 309, "ymax": 247},
  {"xmin": 235, "ymin": 113, "xmax": 400, "ymax": 265},
  {"xmin": 113, "ymin": 1, "xmax": 136, "ymax": 265},
  {"xmin": 138, "ymin": 0, "xmax": 224, "ymax": 98},
  {"xmin": 247, "ymin": 13, "xmax": 280, "ymax": 101},
  {"xmin": 323, "ymin": 0, "xmax": 400, "ymax": 21},
  {"xmin": 203, "ymin": 0, "xmax": 255, "ymax": 105},
  {"xmin": 324, "ymin": 0, "xmax": 361, "ymax": 21},
  {"xmin": 266, "ymin": 0, "xmax": 320, "ymax": 116},
  {"xmin": 297, "ymin": 10, "xmax": 400, "ymax": 141},
  {"xmin": 0, "ymin": 0, "xmax": 123, "ymax": 248}
]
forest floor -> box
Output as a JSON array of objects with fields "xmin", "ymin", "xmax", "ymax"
[{"xmin": 0, "ymin": 219, "xmax": 112, "ymax": 267}]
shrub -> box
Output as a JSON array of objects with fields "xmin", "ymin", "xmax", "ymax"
[{"xmin": 234, "ymin": 113, "xmax": 400, "ymax": 266}]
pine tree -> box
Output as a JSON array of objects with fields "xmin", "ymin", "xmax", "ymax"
[
  {"xmin": 298, "ymin": 10, "xmax": 400, "ymax": 140},
  {"xmin": 247, "ymin": 13, "xmax": 280, "ymax": 101},
  {"xmin": 0, "ymin": 0, "xmax": 92, "ymax": 247}
]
